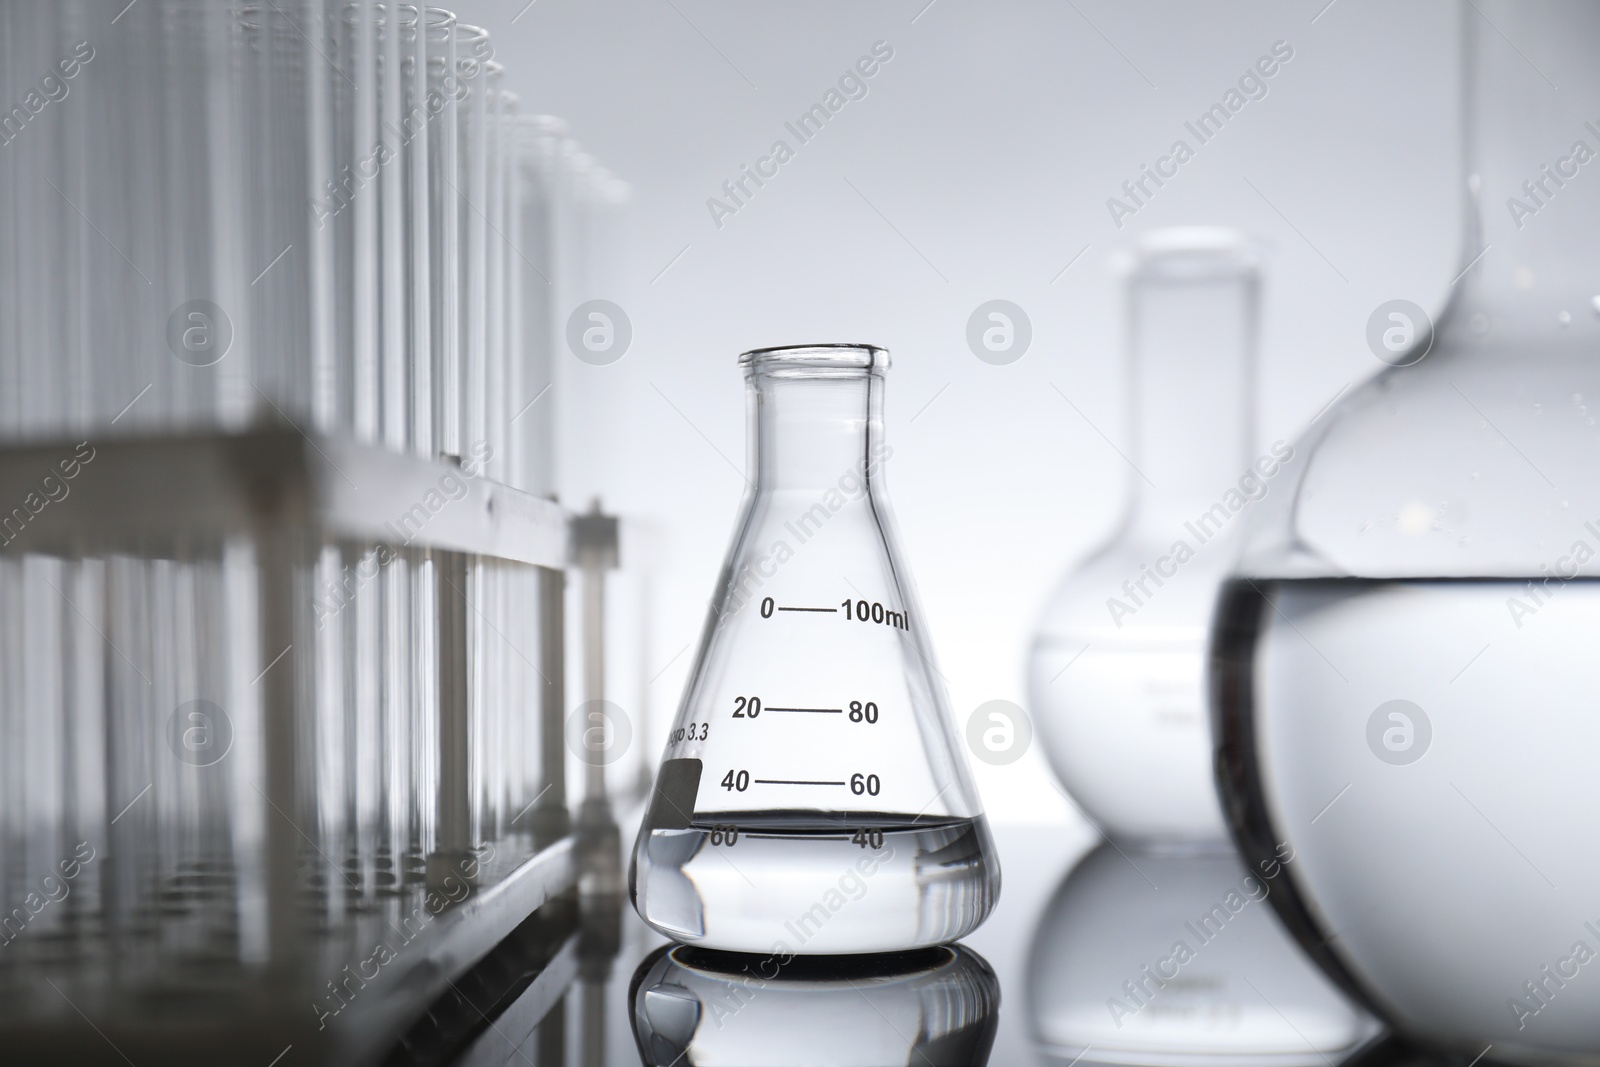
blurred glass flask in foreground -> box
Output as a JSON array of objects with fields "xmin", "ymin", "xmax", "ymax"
[
  {"xmin": 1030, "ymin": 229, "xmax": 1261, "ymax": 843},
  {"xmin": 630, "ymin": 344, "xmax": 998, "ymax": 953},
  {"xmin": 1213, "ymin": 2, "xmax": 1600, "ymax": 1061}
]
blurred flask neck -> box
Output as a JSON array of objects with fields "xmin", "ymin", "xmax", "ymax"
[
  {"xmin": 1126, "ymin": 237, "xmax": 1259, "ymax": 539},
  {"xmin": 1452, "ymin": 0, "xmax": 1600, "ymax": 341}
]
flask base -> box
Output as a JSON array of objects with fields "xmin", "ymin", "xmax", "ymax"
[{"xmin": 631, "ymin": 812, "xmax": 1000, "ymax": 954}]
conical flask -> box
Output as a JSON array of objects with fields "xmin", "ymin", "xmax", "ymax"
[
  {"xmin": 631, "ymin": 344, "xmax": 999, "ymax": 954},
  {"xmin": 1213, "ymin": 3, "xmax": 1600, "ymax": 1060},
  {"xmin": 1029, "ymin": 230, "xmax": 1260, "ymax": 843}
]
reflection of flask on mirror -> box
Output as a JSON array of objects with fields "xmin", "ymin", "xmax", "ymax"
[
  {"xmin": 1213, "ymin": 3, "xmax": 1600, "ymax": 1062},
  {"xmin": 1027, "ymin": 843, "xmax": 1378, "ymax": 1066},
  {"xmin": 631, "ymin": 944, "xmax": 1000, "ymax": 1067},
  {"xmin": 1030, "ymin": 229, "xmax": 1259, "ymax": 843},
  {"xmin": 631, "ymin": 345, "xmax": 999, "ymax": 954}
]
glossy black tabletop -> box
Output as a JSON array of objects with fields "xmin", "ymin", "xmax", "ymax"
[{"xmin": 414, "ymin": 818, "xmax": 1480, "ymax": 1067}]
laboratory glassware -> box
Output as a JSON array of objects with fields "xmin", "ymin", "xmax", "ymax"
[
  {"xmin": 1212, "ymin": 2, "xmax": 1600, "ymax": 1061},
  {"xmin": 507, "ymin": 114, "xmax": 567, "ymax": 498},
  {"xmin": 630, "ymin": 344, "xmax": 999, "ymax": 954},
  {"xmin": 0, "ymin": 1, "xmax": 624, "ymax": 1055},
  {"xmin": 1027, "ymin": 843, "xmax": 1377, "ymax": 1067},
  {"xmin": 631, "ymin": 944, "xmax": 1000, "ymax": 1067},
  {"xmin": 1030, "ymin": 229, "xmax": 1258, "ymax": 843}
]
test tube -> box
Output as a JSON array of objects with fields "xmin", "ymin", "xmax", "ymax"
[
  {"xmin": 155, "ymin": 4, "xmax": 225, "ymax": 432},
  {"xmin": 0, "ymin": 4, "xmax": 18, "ymax": 440},
  {"xmin": 399, "ymin": 5, "xmax": 433, "ymax": 457},
  {"xmin": 426, "ymin": 8, "xmax": 459, "ymax": 460},
  {"xmin": 507, "ymin": 115, "xmax": 566, "ymax": 497},
  {"xmin": 409, "ymin": 549, "xmax": 439, "ymax": 882},
  {"xmin": 311, "ymin": 544, "xmax": 349, "ymax": 924},
  {"xmin": 21, "ymin": 5, "xmax": 67, "ymax": 439},
  {"xmin": 85, "ymin": 1, "xmax": 163, "ymax": 435},
  {"xmin": 379, "ymin": 548, "xmax": 412, "ymax": 891},
  {"xmin": 485, "ymin": 75, "xmax": 512, "ymax": 486},
  {"xmin": 456, "ymin": 25, "xmax": 490, "ymax": 462},
  {"xmin": 379, "ymin": 3, "xmax": 410, "ymax": 452},
  {"xmin": 339, "ymin": 0, "xmax": 381, "ymax": 443},
  {"xmin": 240, "ymin": 1, "xmax": 323, "ymax": 428}
]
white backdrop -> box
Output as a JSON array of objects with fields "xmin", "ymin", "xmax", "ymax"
[{"xmin": 450, "ymin": 0, "xmax": 1461, "ymax": 825}]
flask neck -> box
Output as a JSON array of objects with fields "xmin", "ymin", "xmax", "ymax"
[
  {"xmin": 749, "ymin": 372, "xmax": 886, "ymax": 494},
  {"xmin": 1125, "ymin": 258, "xmax": 1258, "ymax": 538},
  {"xmin": 1451, "ymin": 0, "xmax": 1600, "ymax": 342}
]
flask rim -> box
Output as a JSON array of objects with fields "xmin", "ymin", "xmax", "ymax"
[
  {"xmin": 738, "ymin": 343, "xmax": 889, "ymax": 374},
  {"xmin": 1116, "ymin": 226, "xmax": 1261, "ymax": 281}
]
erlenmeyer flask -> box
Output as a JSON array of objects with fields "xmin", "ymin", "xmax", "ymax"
[
  {"xmin": 1213, "ymin": 3, "xmax": 1600, "ymax": 1060},
  {"xmin": 631, "ymin": 344, "xmax": 999, "ymax": 954},
  {"xmin": 1030, "ymin": 230, "xmax": 1259, "ymax": 843}
]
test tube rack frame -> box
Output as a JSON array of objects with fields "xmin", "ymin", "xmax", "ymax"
[{"xmin": 0, "ymin": 425, "xmax": 593, "ymax": 1065}]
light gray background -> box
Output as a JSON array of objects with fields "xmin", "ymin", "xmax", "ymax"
[{"xmin": 455, "ymin": 0, "xmax": 1461, "ymax": 824}]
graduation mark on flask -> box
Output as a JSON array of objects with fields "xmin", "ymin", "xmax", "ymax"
[
  {"xmin": 719, "ymin": 771, "xmax": 883, "ymax": 794},
  {"xmin": 714, "ymin": 828, "xmax": 887, "ymax": 849},
  {"xmin": 841, "ymin": 599, "xmax": 908, "ymax": 630},
  {"xmin": 755, "ymin": 594, "xmax": 910, "ymax": 631},
  {"xmin": 851, "ymin": 828, "xmax": 885, "ymax": 849},
  {"xmin": 760, "ymin": 596, "xmax": 838, "ymax": 617},
  {"xmin": 731, "ymin": 696, "xmax": 879, "ymax": 722}
]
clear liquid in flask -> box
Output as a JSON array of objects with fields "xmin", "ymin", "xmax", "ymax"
[
  {"xmin": 1214, "ymin": 577, "xmax": 1600, "ymax": 1056},
  {"xmin": 635, "ymin": 807, "xmax": 996, "ymax": 954}
]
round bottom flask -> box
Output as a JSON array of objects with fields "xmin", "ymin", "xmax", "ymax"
[
  {"xmin": 630, "ymin": 345, "xmax": 1000, "ymax": 953},
  {"xmin": 1031, "ymin": 230, "xmax": 1260, "ymax": 843},
  {"xmin": 1214, "ymin": 4, "xmax": 1600, "ymax": 1061}
]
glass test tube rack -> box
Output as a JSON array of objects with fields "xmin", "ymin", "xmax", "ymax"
[
  {"xmin": 0, "ymin": 1, "xmax": 630, "ymax": 1062},
  {"xmin": 0, "ymin": 429, "xmax": 584, "ymax": 1064}
]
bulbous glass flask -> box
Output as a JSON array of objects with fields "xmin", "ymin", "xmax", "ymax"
[
  {"xmin": 1212, "ymin": 3, "xmax": 1600, "ymax": 1061},
  {"xmin": 1030, "ymin": 229, "xmax": 1260, "ymax": 843},
  {"xmin": 631, "ymin": 344, "xmax": 999, "ymax": 954}
]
